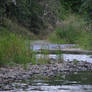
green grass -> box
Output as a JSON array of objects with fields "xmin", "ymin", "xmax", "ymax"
[
  {"xmin": 0, "ymin": 29, "xmax": 36, "ymax": 66},
  {"xmin": 48, "ymin": 15, "xmax": 92, "ymax": 50},
  {"xmin": 49, "ymin": 15, "xmax": 85, "ymax": 44},
  {"xmin": 37, "ymin": 55, "xmax": 51, "ymax": 64},
  {"xmin": 77, "ymin": 32, "xmax": 92, "ymax": 50},
  {"xmin": 49, "ymin": 26, "xmax": 82, "ymax": 44}
]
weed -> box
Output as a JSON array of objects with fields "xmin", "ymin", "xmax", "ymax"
[
  {"xmin": 73, "ymin": 59, "xmax": 79, "ymax": 65},
  {"xmin": 37, "ymin": 55, "xmax": 51, "ymax": 64}
]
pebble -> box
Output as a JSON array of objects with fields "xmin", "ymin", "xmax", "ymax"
[{"xmin": 0, "ymin": 61, "xmax": 92, "ymax": 90}]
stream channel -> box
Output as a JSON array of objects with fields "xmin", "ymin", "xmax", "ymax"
[
  {"xmin": 4, "ymin": 71, "xmax": 92, "ymax": 92},
  {"xmin": 2, "ymin": 41, "xmax": 92, "ymax": 92},
  {"xmin": 31, "ymin": 42, "xmax": 92, "ymax": 63}
]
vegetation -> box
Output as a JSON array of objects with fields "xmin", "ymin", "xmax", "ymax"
[
  {"xmin": 49, "ymin": 15, "xmax": 85, "ymax": 43},
  {"xmin": 37, "ymin": 56, "xmax": 51, "ymax": 65},
  {"xmin": 0, "ymin": 0, "xmax": 92, "ymax": 66},
  {"xmin": 49, "ymin": 14, "xmax": 92, "ymax": 50},
  {"xmin": 0, "ymin": 29, "xmax": 36, "ymax": 66},
  {"xmin": 48, "ymin": 0, "xmax": 92, "ymax": 49},
  {"xmin": 78, "ymin": 32, "xmax": 92, "ymax": 50},
  {"xmin": 80, "ymin": 0, "xmax": 92, "ymax": 23},
  {"xmin": 0, "ymin": 0, "xmax": 92, "ymax": 29}
]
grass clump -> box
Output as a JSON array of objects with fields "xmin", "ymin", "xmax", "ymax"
[
  {"xmin": 37, "ymin": 56, "xmax": 51, "ymax": 64},
  {"xmin": 73, "ymin": 59, "xmax": 79, "ymax": 65},
  {"xmin": 0, "ymin": 29, "xmax": 35, "ymax": 66}
]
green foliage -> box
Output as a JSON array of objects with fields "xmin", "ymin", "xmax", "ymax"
[
  {"xmin": 59, "ymin": 0, "xmax": 92, "ymax": 23},
  {"xmin": 15, "ymin": 0, "xmax": 32, "ymax": 24},
  {"xmin": 0, "ymin": 0, "xmax": 92, "ymax": 51},
  {"xmin": 0, "ymin": 29, "xmax": 35, "ymax": 66},
  {"xmin": 49, "ymin": 15, "xmax": 85, "ymax": 44},
  {"xmin": 60, "ymin": 0, "xmax": 81, "ymax": 12},
  {"xmin": 80, "ymin": 0, "xmax": 92, "ymax": 23},
  {"xmin": 0, "ymin": 0, "xmax": 44, "ymax": 34},
  {"xmin": 55, "ymin": 25, "xmax": 79, "ymax": 43},
  {"xmin": 29, "ymin": 0, "xmax": 44, "ymax": 34},
  {"xmin": 49, "ymin": 13, "xmax": 92, "ymax": 50},
  {"xmin": 0, "ymin": 0, "xmax": 92, "ymax": 35}
]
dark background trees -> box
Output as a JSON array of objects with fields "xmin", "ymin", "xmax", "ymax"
[{"xmin": 0, "ymin": 0, "xmax": 92, "ymax": 34}]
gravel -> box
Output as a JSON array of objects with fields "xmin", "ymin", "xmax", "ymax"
[{"xmin": 0, "ymin": 61, "xmax": 92, "ymax": 90}]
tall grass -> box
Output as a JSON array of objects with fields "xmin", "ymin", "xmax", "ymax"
[
  {"xmin": 49, "ymin": 25, "xmax": 81, "ymax": 44},
  {"xmin": 49, "ymin": 15, "xmax": 92, "ymax": 50},
  {"xmin": 55, "ymin": 25, "xmax": 80, "ymax": 43},
  {"xmin": 0, "ymin": 29, "xmax": 35, "ymax": 66},
  {"xmin": 49, "ymin": 15, "xmax": 85, "ymax": 44},
  {"xmin": 77, "ymin": 32, "xmax": 92, "ymax": 50}
]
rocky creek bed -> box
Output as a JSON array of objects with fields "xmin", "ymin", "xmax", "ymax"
[{"xmin": 0, "ymin": 61, "xmax": 92, "ymax": 91}]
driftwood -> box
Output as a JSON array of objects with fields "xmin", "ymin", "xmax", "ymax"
[{"xmin": 36, "ymin": 49, "xmax": 92, "ymax": 54}]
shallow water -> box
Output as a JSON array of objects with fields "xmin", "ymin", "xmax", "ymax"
[
  {"xmin": 31, "ymin": 44, "xmax": 77, "ymax": 51},
  {"xmin": 36, "ymin": 54, "xmax": 92, "ymax": 63},
  {"xmin": 63, "ymin": 54, "xmax": 92, "ymax": 63},
  {"xmin": 2, "ymin": 72, "xmax": 92, "ymax": 92},
  {"xmin": 5, "ymin": 43, "xmax": 91, "ymax": 92},
  {"xmin": 31, "ymin": 43, "xmax": 92, "ymax": 63}
]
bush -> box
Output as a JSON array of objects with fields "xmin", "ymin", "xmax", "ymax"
[{"xmin": 0, "ymin": 29, "xmax": 35, "ymax": 66}]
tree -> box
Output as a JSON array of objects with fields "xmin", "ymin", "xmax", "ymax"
[{"xmin": 81, "ymin": 0, "xmax": 92, "ymax": 23}]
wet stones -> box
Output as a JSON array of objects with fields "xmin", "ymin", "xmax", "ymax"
[{"xmin": 0, "ymin": 61, "xmax": 92, "ymax": 90}]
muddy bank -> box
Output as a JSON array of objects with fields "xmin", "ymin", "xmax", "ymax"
[{"xmin": 0, "ymin": 61, "xmax": 92, "ymax": 90}]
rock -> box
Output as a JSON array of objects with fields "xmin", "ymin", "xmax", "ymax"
[{"xmin": 0, "ymin": 61, "xmax": 92, "ymax": 90}]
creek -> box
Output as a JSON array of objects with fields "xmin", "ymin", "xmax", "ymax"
[
  {"xmin": 1, "ymin": 41, "xmax": 92, "ymax": 92},
  {"xmin": 3, "ymin": 72, "xmax": 92, "ymax": 92},
  {"xmin": 31, "ymin": 42, "xmax": 92, "ymax": 63}
]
